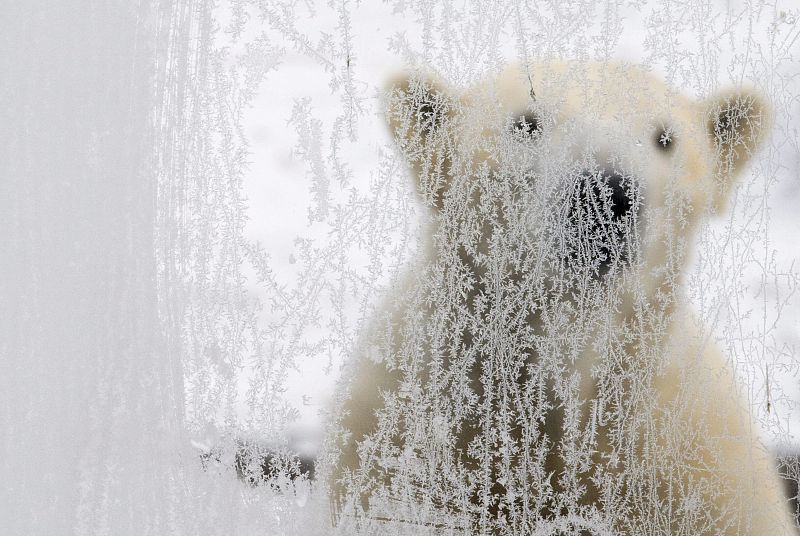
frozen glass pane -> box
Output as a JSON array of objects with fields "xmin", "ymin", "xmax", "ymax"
[{"xmin": 2, "ymin": 1, "xmax": 799, "ymax": 535}]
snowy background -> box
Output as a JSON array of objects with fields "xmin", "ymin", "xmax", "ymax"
[
  {"xmin": 243, "ymin": 0, "xmax": 800, "ymax": 453},
  {"xmin": 2, "ymin": 0, "xmax": 799, "ymax": 534}
]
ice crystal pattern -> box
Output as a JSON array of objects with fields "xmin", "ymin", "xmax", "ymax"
[{"xmin": 2, "ymin": 1, "xmax": 799, "ymax": 535}]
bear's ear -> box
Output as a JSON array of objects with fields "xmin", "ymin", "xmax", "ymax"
[
  {"xmin": 704, "ymin": 88, "xmax": 771, "ymax": 208},
  {"xmin": 386, "ymin": 73, "xmax": 457, "ymax": 211}
]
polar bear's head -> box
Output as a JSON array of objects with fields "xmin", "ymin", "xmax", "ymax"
[
  {"xmin": 328, "ymin": 64, "xmax": 772, "ymax": 530},
  {"xmin": 387, "ymin": 62, "xmax": 769, "ymax": 304}
]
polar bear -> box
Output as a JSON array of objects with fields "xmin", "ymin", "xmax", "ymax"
[{"xmin": 327, "ymin": 62, "xmax": 793, "ymax": 535}]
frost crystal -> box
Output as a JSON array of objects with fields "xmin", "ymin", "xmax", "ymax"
[{"xmin": 2, "ymin": 1, "xmax": 799, "ymax": 535}]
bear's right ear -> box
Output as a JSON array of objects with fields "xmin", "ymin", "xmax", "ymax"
[
  {"xmin": 703, "ymin": 88, "xmax": 771, "ymax": 211},
  {"xmin": 386, "ymin": 73, "xmax": 457, "ymax": 211}
]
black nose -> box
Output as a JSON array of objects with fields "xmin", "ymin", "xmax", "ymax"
[
  {"xmin": 565, "ymin": 169, "xmax": 638, "ymax": 275},
  {"xmin": 577, "ymin": 169, "xmax": 633, "ymax": 221},
  {"xmin": 604, "ymin": 172, "xmax": 633, "ymax": 221}
]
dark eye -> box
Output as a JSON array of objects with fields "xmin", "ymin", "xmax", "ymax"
[
  {"xmin": 654, "ymin": 125, "xmax": 675, "ymax": 151},
  {"xmin": 512, "ymin": 112, "xmax": 542, "ymax": 138}
]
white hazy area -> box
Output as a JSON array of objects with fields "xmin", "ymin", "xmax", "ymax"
[
  {"xmin": 2, "ymin": 0, "xmax": 799, "ymax": 534},
  {"xmin": 248, "ymin": 0, "xmax": 800, "ymax": 449}
]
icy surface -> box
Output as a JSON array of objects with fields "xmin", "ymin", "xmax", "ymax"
[{"xmin": 1, "ymin": 1, "xmax": 799, "ymax": 534}]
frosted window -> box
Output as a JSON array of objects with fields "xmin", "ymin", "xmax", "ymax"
[{"xmin": 2, "ymin": 1, "xmax": 799, "ymax": 535}]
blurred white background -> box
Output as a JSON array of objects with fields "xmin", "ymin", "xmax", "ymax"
[{"xmin": 240, "ymin": 0, "xmax": 800, "ymax": 451}]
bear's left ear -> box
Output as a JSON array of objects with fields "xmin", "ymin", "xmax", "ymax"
[
  {"xmin": 385, "ymin": 73, "xmax": 457, "ymax": 211},
  {"xmin": 704, "ymin": 88, "xmax": 771, "ymax": 206}
]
